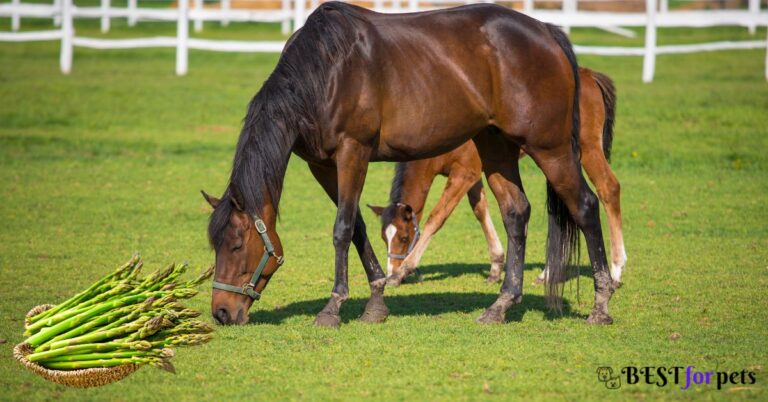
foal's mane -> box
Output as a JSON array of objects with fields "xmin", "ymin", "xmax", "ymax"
[
  {"xmin": 388, "ymin": 163, "xmax": 408, "ymax": 205},
  {"xmin": 208, "ymin": 2, "xmax": 367, "ymax": 249}
]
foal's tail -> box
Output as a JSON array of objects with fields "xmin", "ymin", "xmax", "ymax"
[
  {"xmin": 544, "ymin": 24, "xmax": 582, "ymax": 312},
  {"xmin": 592, "ymin": 70, "xmax": 617, "ymax": 162}
]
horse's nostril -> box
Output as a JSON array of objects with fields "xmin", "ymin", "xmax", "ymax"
[{"xmin": 213, "ymin": 308, "xmax": 230, "ymax": 325}]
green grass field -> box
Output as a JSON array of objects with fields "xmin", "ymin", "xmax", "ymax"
[{"xmin": 1, "ymin": 18, "xmax": 767, "ymax": 400}]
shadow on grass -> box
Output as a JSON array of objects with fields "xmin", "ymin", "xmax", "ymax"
[
  {"xmin": 404, "ymin": 262, "xmax": 594, "ymax": 284},
  {"xmin": 248, "ymin": 291, "xmax": 587, "ymax": 325}
]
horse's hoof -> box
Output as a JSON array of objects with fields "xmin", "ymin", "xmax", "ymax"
[
  {"xmin": 612, "ymin": 280, "xmax": 623, "ymax": 290},
  {"xmin": 314, "ymin": 312, "xmax": 341, "ymax": 328},
  {"xmin": 360, "ymin": 303, "xmax": 389, "ymax": 324},
  {"xmin": 533, "ymin": 276, "xmax": 545, "ymax": 286},
  {"xmin": 476, "ymin": 308, "xmax": 505, "ymax": 324},
  {"xmin": 485, "ymin": 275, "xmax": 501, "ymax": 284},
  {"xmin": 586, "ymin": 311, "xmax": 613, "ymax": 325}
]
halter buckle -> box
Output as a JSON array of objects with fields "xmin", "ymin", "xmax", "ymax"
[{"xmin": 254, "ymin": 219, "xmax": 267, "ymax": 234}]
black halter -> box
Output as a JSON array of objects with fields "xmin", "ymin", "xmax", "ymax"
[{"xmin": 211, "ymin": 215, "xmax": 284, "ymax": 300}]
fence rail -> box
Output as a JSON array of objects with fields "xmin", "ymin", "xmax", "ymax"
[{"xmin": 1, "ymin": 0, "xmax": 767, "ymax": 81}]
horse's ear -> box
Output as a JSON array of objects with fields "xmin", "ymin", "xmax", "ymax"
[
  {"xmin": 229, "ymin": 185, "xmax": 245, "ymax": 211},
  {"xmin": 201, "ymin": 190, "xmax": 220, "ymax": 209},
  {"xmin": 367, "ymin": 204, "xmax": 385, "ymax": 217},
  {"xmin": 401, "ymin": 204, "xmax": 414, "ymax": 221}
]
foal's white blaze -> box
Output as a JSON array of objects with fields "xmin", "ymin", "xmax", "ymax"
[{"xmin": 385, "ymin": 224, "xmax": 397, "ymax": 277}]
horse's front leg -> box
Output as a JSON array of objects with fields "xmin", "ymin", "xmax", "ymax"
[
  {"xmin": 308, "ymin": 162, "xmax": 389, "ymax": 325},
  {"xmin": 314, "ymin": 139, "xmax": 373, "ymax": 328}
]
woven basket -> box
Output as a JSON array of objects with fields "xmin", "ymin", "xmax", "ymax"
[{"xmin": 15, "ymin": 305, "xmax": 140, "ymax": 388}]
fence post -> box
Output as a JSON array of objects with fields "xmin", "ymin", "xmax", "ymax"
[
  {"xmin": 562, "ymin": 0, "xmax": 576, "ymax": 34},
  {"xmin": 101, "ymin": 0, "xmax": 110, "ymax": 33},
  {"xmin": 194, "ymin": 0, "xmax": 203, "ymax": 32},
  {"xmin": 748, "ymin": 0, "xmax": 759, "ymax": 35},
  {"xmin": 659, "ymin": 0, "xmax": 668, "ymax": 14},
  {"xmin": 523, "ymin": 0, "xmax": 533, "ymax": 13},
  {"xmin": 11, "ymin": 0, "xmax": 20, "ymax": 31},
  {"xmin": 60, "ymin": 0, "xmax": 73, "ymax": 74},
  {"xmin": 408, "ymin": 0, "xmax": 417, "ymax": 12},
  {"xmin": 221, "ymin": 0, "xmax": 230, "ymax": 27},
  {"xmin": 128, "ymin": 0, "xmax": 137, "ymax": 27},
  {"xmin": 642, "ymin": 0, "xmax": 657, "ymax": 83},
  {"xmin": 374, "ymin": 0, "xmax": 383, "ymax": 11},
  {"xmin": 281, "ymin": 0, "xmax": 289, "ymax": 34},
  {"xmin": 54, "ymin": 0, "xmax": 62, "ymax": 27},
  {"xmin": 222, "ymin": 0, "xmax": 230, "ymax": 27},
  {"xmin": 294, "ymin": 0, "xmax": 305, "ymax": 32},
  {"xmin": 177, "ymin": 0, "xmax": 189, "ymax": 76}
]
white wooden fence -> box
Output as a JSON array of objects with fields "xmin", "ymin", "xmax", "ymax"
[{"xmin": 1, "ymin": 0, "xmax": 767, "ymax": 81}]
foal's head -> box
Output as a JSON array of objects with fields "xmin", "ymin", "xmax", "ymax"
[
  {"xmin": 203, "ymin": 187, "xmax": 283, "ymax": 325},
  {"xmin": 367, "ymin": 203, "xmax": 418, "ymax": 278}
]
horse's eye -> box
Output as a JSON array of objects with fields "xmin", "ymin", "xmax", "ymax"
[{"xmin": 231, "ymin": 243, "xmax": 243, "ymax": 252}]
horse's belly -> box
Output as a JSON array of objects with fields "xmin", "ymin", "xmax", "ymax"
[{"xmin": 374, "ymin": 116, "xmax": 485, "ymax": 161}]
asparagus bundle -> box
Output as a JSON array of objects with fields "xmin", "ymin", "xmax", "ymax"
[{"xmin": 22, "ymin": 256, "xmax": 215, "ymax": 374}]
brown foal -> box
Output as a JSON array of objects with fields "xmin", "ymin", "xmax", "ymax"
[{"xmin": 369, "ymin": 68, "xmax": 625, "ymax": 289}]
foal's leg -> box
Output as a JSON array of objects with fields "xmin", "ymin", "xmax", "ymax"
[
  {"xmin": 308, "ymin": 163, "xmax": 389, "ymax": 323},
  {"xmin": 473, "ymin": 138, "xmax": 531, "ymax": 324},
  {"xmin": 532, "ymin": 145, "xmax": 614, "ymax": 324},
  {"xmin": 388, "ymin": 166, "xmax": 481, "ymax": 286},
  {"xmin": 466, "ymin": 180, "xmax": 505, "ymax": 283},
  {"xmin": 581, "ymin": 149, "xmax": 626, "ymax": 289},
  {"xmin": 313, "ymin": 139, "xmax": 375, "ymax": 328}
]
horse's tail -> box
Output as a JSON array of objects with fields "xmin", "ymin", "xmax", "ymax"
[
  {"xmin": 591, "ymin": 70, "xmax": 617, "ymax": 162},
  {"xmin": 544, "ymin": 23, "xmax": 582, "ymax": 311}
]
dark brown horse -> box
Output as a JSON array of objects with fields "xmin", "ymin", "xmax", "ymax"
[
  {"xmin": 367, "ymin": 67, "xmax": 625, "ymax": 288},
  {"xmin": 202, "ymin": 2, "xmax": 614, "ymax": 327}
]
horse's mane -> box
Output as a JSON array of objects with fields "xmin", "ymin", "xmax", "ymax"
[{"xmin": 208, "ymin": 2, "xmax": 367, "ymax": 249}]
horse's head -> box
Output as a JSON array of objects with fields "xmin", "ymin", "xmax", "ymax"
[
  {"xmin": 203, "ymin": 187, "xmax": 283, "ymax": 325},
  {"xmin": 367, "ymin": 203, "xmax": 419, "ymax": 279}
]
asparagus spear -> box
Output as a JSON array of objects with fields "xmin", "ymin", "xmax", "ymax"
[
  {"xmin": 41, "ymin": 356, "xmax": 175, "ymax": 373},
  {"xmin": 27, "ymin": 341, "xmax": 153, "ymax": 362}
]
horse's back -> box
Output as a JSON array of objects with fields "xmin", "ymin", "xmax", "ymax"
[{"xmin": 305, "ymin": 3, "xmax": 576, "ymax": 158}]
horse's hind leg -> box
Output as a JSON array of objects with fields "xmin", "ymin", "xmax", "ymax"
[
  {"xmin": 531, "ymin": 145, "xmax": 614, "ymax": 324},
  {"xmin": 465, "ymin": 180, "xmax": 505, "ymax": 283},
  {"xmin": 388, "ymin": 165, "xmax": 482, "ymax": 286},
  {"xmin": 473, "ymin": 134, "xmax": 530, "ymax": 324},
  {"xmin": 582, "ymin": 149, "xmax": 625, "ymax": 288}
]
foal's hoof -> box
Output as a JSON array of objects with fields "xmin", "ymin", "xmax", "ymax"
[
  {"xmin": 533, "ymin": 276, "xmax": 545, "ymax": 286},
  {"xmin": 386, "ymin": 276, "xmax": 403, "ymax": 287},
  {"xmin": 360, "ymin": 303, "xmax": 389, "ymax": 324},
  {"xmin": 586, "ymin": 310, "xmax": 613, "ymax": 325},
  {"xmin": 611, "ymin": 280, "xmax": 623, "ymax": 290},
  {"xmin": 314, "ymin": 312, "xmax": 341, "ymax": 328},
  {"xmin": 476, "ymin": 307, "xmax": 505, "ymax": 325}
]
